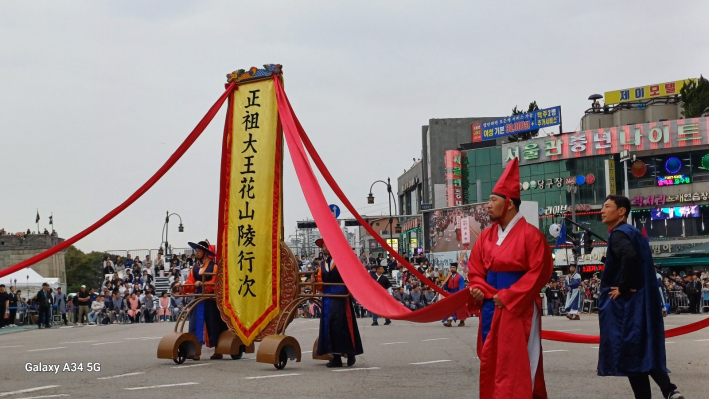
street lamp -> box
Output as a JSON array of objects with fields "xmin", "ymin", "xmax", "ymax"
[
  {"xmin": 367, "ymin": 178, "xmax": 399, "ymax": 256},
  {"xmin": 162, "ymin": 211, "xmax": 184, "ymax": 258}
]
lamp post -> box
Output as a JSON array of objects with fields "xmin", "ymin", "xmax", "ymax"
[
  {"xmin": 162, "ymin": 211, "xmax": 184, "ymax": 259},
  {"xmin": 367, "ymin": 178, "xmax": 399, "ymax": 255}
]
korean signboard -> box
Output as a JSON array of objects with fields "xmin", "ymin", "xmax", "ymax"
[
  {"xmin": 554, "ymin": 246, "xmax": 607, "ymax": 266},
  {"xmin": 604, "ymin": 78, "xmax": 696, "ymax": 105},
  {"xmin": 502, "ymin": 117, "xmax": 709, "ymax": 166},
  {"xmin": 472, "ymin": 123, "xmax": 482, "ymax": 143},
  {"xmin": 481, "ymin": 106, "xmax": 561, "ymax": 141},
  {"xmin": 445, "ymin": 150, "xmax": 463, "ymax": 207}
]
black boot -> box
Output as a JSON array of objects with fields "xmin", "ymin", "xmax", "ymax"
[
  {"xmin": 326, "ymin": 355, "xmax": 343, "ymax": 368},
  {"xmin": 347, "ymin": 355, "xmax": 356, "ymax": 367}
]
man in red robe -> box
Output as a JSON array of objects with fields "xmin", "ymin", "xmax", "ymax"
[{"xmin": 468, "ymin": 158, "xmax": 553, "ymax": 399}]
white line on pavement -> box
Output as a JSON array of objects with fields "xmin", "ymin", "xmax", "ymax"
[
  {"xmin": 59, "ymin": 340, "xmax": 97, "ymax": 344},
  {"xmin": 591, "ymin": 346, "xmax": 599, "ymax": 349},
  {"xmin": 552, "ymin": 329, "xmax": 582, "ymax": 332},
  {"xmin": 244, "ymin": 373, "xmax": 302, "ymax": 380},
  {"xmin": 91, "ymin": 341, "xmax": 122, "ymax": 346},
  {"xmin": 27, "ymin": 347, "xmax": 66, "ymax": 352},
  {"xmin": 58, "ymin": 326, "xmax": 74, "ymax": 329},
  {"xmin": 380, "ymin": 342, "xmax": 407, "ymax": 345},
  {"xmin": 173, "ymin": 364, "xmax": 211, "ymax": 369},
  {"xmin": 421, "ymin": 338, "xmax": 449, "ymax": 342},
  {"xmin": 665, "ymin": 342, "xmax": 676, "ymax": 344},
  {"xmin": 331, "ymin": 367, "xmax": 380, "ymax": 372},
  {"xmin": 694, "ymin": 339, "xmax": 709, "ymax": 342},
  {"xmin": 0, "ymin": 345, "xmax": 24, "ymax": 349},
  {"xmin": 302, "ymin": 351, "xmax": 312, "ymax": 354},
  {"xmin": 543, "ymin": 350, "xmax": 568, "ymax": 353},
  {"xmin": 0, "ymin": 386, "xmax": 60, "ymax": 397},
  {"xmin": 410, "ymin": 360, "xmax": 452, "ymax": 365},
  {"xmin": 97, "ymin": 372, "xmax": 145, "ymax": 380},
  {"xmin": 15, "ymin": 395, "xmax": 69, "ymax": 399},
  {"xmin": 125, "ymin": 383, "xmax": 199, "ymax": 391}
]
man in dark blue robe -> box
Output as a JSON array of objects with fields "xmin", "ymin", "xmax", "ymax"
[
  {"xmin": 599, "ymin": 195, "xmax": 684, "ymax": 399},
  {"xmin": 315, "ymin": 239, "xmax": 363, "ymax": 368}
]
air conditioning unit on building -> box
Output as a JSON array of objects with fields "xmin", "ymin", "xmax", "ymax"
[{"xmin": 380, "ymin": 230, "xmax": 390, "ymax": 236}]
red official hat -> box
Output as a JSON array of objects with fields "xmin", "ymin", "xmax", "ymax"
[
  {"xmin": 492, "ymin": 158, "xmax": 520, "ymax": 200},
  {"xmin": 491, "ymin": 158, "xmax": 521, "ymax": 221},
  {"xmin": 315, "ymin": 238, "xmax": 325, "ymax": 248}
]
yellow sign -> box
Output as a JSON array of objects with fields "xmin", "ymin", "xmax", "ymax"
[
  {"xmin": 218, "ymin": 78, "xmax": 282, "ymax": 345},
  {"xmin": 604, "ymin": 78, "xmax": 695, "ymax": 104}
]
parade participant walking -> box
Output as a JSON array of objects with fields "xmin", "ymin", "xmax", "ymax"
[
  {"xmin": 467, "ymin": 158, "xmax": 553, "ymax": 399},
  {"xmin": 0, "ymin": 285, "xmax": 9, "ymax": 328},
  {"xmin": 370, "ymin": 265, "xmax": 392, "ymax": 326},
  {"xmin": 548, "ymin": 282, "xmax": 561, "ymax": 316},
  {"xmin": 314, "ymin": 239, "xmax": 363, "ymax": 368},
  {"xmin": 442, "ymin": 263, "xmax": 468, "ymax": 327},
  {"xmin": 565, "ymin": 265, "xmax": 582, "ymax": 320},
  {"xmin": 598, "ymin": 195, "xmax": 684, "ymax": 399},
  {"xmin": 173, "ymin": 240, "xmax": 227, "ymax": 359}
]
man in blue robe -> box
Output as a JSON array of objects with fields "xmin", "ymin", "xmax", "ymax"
[
  {"xmin": 564, "ymin": 265, "xmax": 582, "ymax": 320},
  {"xmin": 442, "ymin": 263, "xmax": 468, "ymax": 327},
  {"xmin": 599, "ymin": 195, "xmax": 684, "ymax": 399}
]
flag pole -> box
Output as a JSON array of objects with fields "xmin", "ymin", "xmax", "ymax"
[{"xmin": 36, "ymin": 209, "xmax": 40, "ymax": 234}]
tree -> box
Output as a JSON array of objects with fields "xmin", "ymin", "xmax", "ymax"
[
  {"xmin": 680, "ymin": 76, "xmax": 709, "ymax": 118},
  {"xmin": 65, "ymin": 246, "xmax": 111, "ymax": 293},
  {"xmin": 507, "ymin": 101, "xmax": 540, "ymax": 142}
]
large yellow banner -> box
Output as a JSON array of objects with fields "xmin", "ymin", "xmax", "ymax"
[
  {"xmin": 604, "ymin": 78, "xmax": 695, "ymax": 104},
  {"xmin": 217, "ymin": 77, "xmax": 282, "ymax": 345}
]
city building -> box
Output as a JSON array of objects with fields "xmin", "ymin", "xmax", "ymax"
[{"xmin": 396, "ymin": 77, "xmax": 709, "ymax": 276}]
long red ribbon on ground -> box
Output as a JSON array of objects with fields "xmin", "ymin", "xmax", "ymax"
[
  {"xmin": 0, "ymin": 82, "xmax": 236, "ymax": 279},
  {"xmin": 275, "ymin": 76, "xmax": 471, "ymax": 322}
]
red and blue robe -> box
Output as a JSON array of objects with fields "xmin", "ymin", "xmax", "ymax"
[
  {"xmin": 183, "ymin": 260, "xmax": 227, "ymax": 347},
  {"xmin": 442, "ymin": 273, "xmax": 468, "ymax": 323}
]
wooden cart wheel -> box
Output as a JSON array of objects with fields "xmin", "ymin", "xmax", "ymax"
[{"xmin": 274, "ymin": 349, "xmax": 288, "ymax": 370}]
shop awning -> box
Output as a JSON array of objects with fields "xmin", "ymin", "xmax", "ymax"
[{"xmin": 654, "ymin": 257, "xmax": 709, "ymax": 267}]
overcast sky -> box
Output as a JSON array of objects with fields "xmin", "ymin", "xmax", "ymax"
[{"xmin": 2, "ymin": 1, "xmax": 708, "ymax": 254}]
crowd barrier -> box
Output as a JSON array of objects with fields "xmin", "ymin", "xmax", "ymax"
[{"xmin": 667, "ymin": 290, "xmax": 689, "ymax": 314}]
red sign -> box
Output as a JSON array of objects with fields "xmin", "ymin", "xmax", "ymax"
[
  {"xmin": 472, "ymin": 123, "xmax": 482, "ymax": 142},
  {"xmin": 581, "ymin": 265, "xmax": 604, "ymax": 273}
]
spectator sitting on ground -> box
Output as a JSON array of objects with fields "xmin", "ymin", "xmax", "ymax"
[
  {"xmin": 88, "ymin": 296, "xmax": 105, "ymax": 325},
  {"xmin": 393, "ymin": 287, "xmax": 406, "ymax": 305},
  {"xmin": 109, "ymin": 291, "xmax": 125, "ymax": 324},
  {"xmin": 405, "ymin": 284, "xmax": 426, "ymax": 310},
  {"xmin": 127, "ymin": 292, "xmax": 141, "ymax": 323},
  {"xmin": 158, "ymin": 292, "xmax": 171, "ymax": 322},
  {"xmin": 423, "ymin": 286, "xmax": 437, "ymax": 305},
  {"xmin": 170, "ymin": 293, "xmax": 184, "ymax": 320}
]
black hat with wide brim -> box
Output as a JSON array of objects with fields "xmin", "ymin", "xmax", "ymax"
[{"xmin": 188, "ymin": 241, "xmax": 215, "ymax": 256}]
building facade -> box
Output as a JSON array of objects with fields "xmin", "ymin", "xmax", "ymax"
[{"xmin": 0, "ymin": 234, "xmax": 66, "ymax": 283}]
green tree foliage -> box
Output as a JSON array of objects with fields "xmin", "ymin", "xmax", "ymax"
[
  {"xmin": 507, "ymin": 101, "xmax": 540, "ymax": 142},
  {"xmin": 65, "ymin": 246, "xmax": 112, "ymax": 293},
  {"xmin": 680, "ymin": 76, "xmax": 709, "ymax": 118}
]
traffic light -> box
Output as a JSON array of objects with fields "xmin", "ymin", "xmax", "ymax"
[
  {"xmin": 583, "ymin": 232, "xmax": 593, "ymax": 254},
  {"xmin": 568, "ymin": 230, "xmax": 581, "ymax": 258}
]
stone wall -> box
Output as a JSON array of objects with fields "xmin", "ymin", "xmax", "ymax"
[{"xmin": 0, "ymin": 234, "xmax": 66, "ymax": 283}]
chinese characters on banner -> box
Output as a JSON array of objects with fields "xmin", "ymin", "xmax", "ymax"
[
  {"xmin": 604, "ymin": 78, "xmax": 696, "ymax": 104},
  {"xmin": 502, "ymin": 117, "xmax": 709, "ymax": 166},
  {"xmin": 481, "ymin": 106, "xmax": 561, "ymax": 141},
  {"xmin": 218, "ymin": 78, "xmax": 282, "ymax": 345},
  {"xmin": 445, "ymin": 150, "xmax": 462, "ymax": 207}
]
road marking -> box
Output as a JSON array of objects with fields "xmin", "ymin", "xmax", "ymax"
[
  {"xmin": 543, "ymin": 350, "xmax": 568, "ymax": 353},
  {"xmin": 694, "ymin": 339, "xmax": 709, "ymax": 342},
  {"xmin": 15, "ymin": 395, "xmax": 69, "ymax": 399},
  {"xmin": 380, "ymin": 341, "xmax": 407, "ymax": 345},
  {"xmin": 27, "ymin": 347, "xmax": 66, "ymax": 352},
  {"xmin": 173, "ymin": 364, "xmax": 211, "ymax": 369},
  {"xmin": 331, "ymin": 367, "xmax": 380, "ymax": 372},
  {"xmin": 92, "ymin": 341, "xmax": 122, "ymax": 346},
  {"xmin": 125, "ymin": 382, "xmax": 199, "ymax": 391},
  {"xmin": 58, "ymin": 326, "xmax": 74, "ymax": 329},
  {"xmin": 244, "ymin": 373, "xmax": 301, "ymax": 380},
  {"xmin": 0, "ymin": 345, "xmax": 24, "ymax": 349},
  {"xmin": 553, "ymin": 329, "xmax": 582, "ymax": 332},
  {"xmin": 302, "ymin": 351, "xmax": 312, "ymax": 354},
  {"xmin": 421, "ymin": 338, "xmax": 449, "ymax": 342},
  {"xmin": 59, "ymin": 340, "xmax": 97, "ymax": 344},
  {"xmin": 0, "ymin": 386, "xmax": 60, "ymax": 397},
  {"xmin": 410, "ymin": 360, "xmax": 452, "ymax": 365},
  {"xmin": 591, "ymin": 346, "xmax": 599, "ymax": 349},
  {"xmin": 97, "ymin": 372, "xmax": 145, "ymax": 380},
  {"xmin": 665, "ymin": 342, "xmax": 676, "ymax": 344}
]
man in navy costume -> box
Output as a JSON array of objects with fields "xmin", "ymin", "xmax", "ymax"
[
  {"xmin": 598, "ymin": 195, "xmax": 684, "ymax": 399},
  {"xmin": 315, "ymin": 238, "xmax": 363, "ymax": 368}
]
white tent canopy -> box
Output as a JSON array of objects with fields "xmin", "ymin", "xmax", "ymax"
[{"xmin": 1, "ymin": 268, "xmax": 60, "ymax": 299}]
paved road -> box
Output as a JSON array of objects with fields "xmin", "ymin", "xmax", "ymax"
[{"xmin": 1, "ymin": 314, "xmax": 708, "ymax": 399}]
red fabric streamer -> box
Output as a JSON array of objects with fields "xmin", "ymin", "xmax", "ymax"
[
  {"xmin": 275, "ymin": 76, "xmax": 471, "ymax": 322},
  {"xmin": 541, "ymin": 316, "xmax": 709, "ymax": 343},
  {"xmin": 0, "ymin": 82, "xmax": 236, "ymax": 279},
  {"xmin": 284, "ymin": 88, "xmax": 447, "ymax": 297}
]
